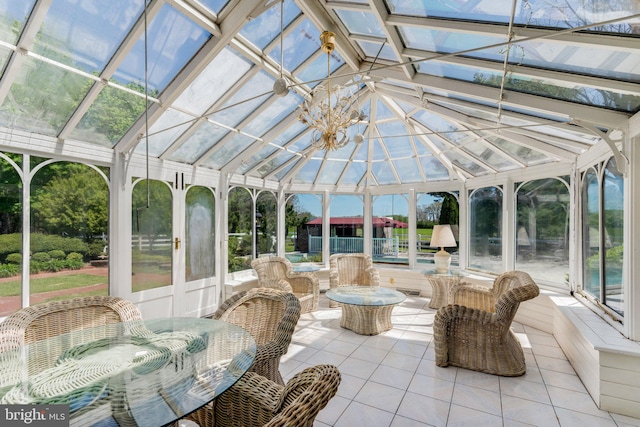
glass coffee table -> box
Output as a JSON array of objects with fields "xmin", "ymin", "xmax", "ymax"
[{"xmin": 326, "ymin": 286, "xmax": 406, "ymax": 335}]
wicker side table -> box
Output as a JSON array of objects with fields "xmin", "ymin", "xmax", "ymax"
[{"xmin": 422, "ymin": 270, "xmax": 466, "ymax": 309}]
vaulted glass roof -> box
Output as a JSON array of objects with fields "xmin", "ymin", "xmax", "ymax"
[{"xmin": 0, "ymin": 0, "xmax": 638, "ymax": 189}]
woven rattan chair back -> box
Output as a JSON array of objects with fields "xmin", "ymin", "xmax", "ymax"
[
  {"xmin": 213, "ymin": 287, "xmax": 300, "ymax": 385},
  {"xmin": 434, "ymin": 270, "xmax": 539, "ymax": 376},
  {"xmin": 251, "ymin": 256, "xmax": 319, "ymax": 313},
  {"xmin": 0, "ymin": 296, "xmax": 143, "ymax": 373},
  {"xmin": 328, "ymin": 253, "xmax": 380, "ymax": 307},
  {"xmin": 210, "ymin": 364, "xmax": 341, "ymax": 427}
]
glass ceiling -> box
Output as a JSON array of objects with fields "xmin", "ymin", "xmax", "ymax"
[{"xmin": 0, "ymin": 0, "xmax": 638, "ymax": 189}]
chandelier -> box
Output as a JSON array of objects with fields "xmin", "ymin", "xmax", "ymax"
[{"xmin": 298, "ymin": 31, "xmax": 365, "ymax": 151}]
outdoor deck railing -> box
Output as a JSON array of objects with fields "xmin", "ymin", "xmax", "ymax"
[{"xmin": 308, "ymin": 236, "xmax": 399, "ymax": 256}]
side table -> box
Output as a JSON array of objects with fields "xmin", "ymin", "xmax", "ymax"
[{"xmin": 422, "ymin": 269, "xmax": 466, "ymax": 309}]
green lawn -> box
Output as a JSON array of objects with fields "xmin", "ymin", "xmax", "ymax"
[{"xmin": 0, "ymin": 273, "xmax": 107, "ymax": 297}]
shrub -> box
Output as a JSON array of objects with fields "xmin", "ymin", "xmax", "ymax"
[
  {"xmin": 44, "ymin": 260, "xmax": 66, "ymax": 272},
  {"xmin": 0, "ymin": 264, "xmax": 20, "ymax": 278},
  {"xmin": 5, "ymin": 253, "xmax": 22, "ymax": 264},
  {"xmin": 87, "ymin": 241, "xmax": 107, "ymax": 260},
  {"xmin": 66, "ymin": 252, "xmax": 84, "ymax": 262},
  {"xmin": 65, "ymin": 253, "xmax": 84, "ymax": 270},
  {"xmin": 0, "ymin": 233, "xmax": 89, "ymax": 262},
  {"xmin": 31, "ymin": 252, "xmax": 51, "ymax": 262},
  {"xmin": 48, "ymin": 249, "xmax": 66, "ymax": 260}
]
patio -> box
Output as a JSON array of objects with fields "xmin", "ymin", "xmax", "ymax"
[{"xmin": 282, "ymin": 293, "xmax": 640, "ymax": 427}]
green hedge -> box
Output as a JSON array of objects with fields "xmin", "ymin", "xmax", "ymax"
[{"xmin": 0, "ymin": 233, "xmax": 89, "ymax": 263}]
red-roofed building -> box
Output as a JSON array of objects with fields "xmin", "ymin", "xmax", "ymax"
[{"xmin": 296, "ymin": 216, "xmax": 407, "ymax": 254}]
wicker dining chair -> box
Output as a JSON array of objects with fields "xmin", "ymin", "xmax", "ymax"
[
  {"xmin": 328, "ymin": 253, "xmax": 380, "ymax": 308},
  {"xmin": 251, "ymin": 256, "xmax": 319, "ymax": 313},
  {"xmin": 210, "ymin": 364, "xmax": 341, "ymax": 427},
  {"xmin": 433, "ymin": 271, "xmax": 540, "ymax": 376},
  {"xmin": 213, "ymin": 287, "xmax": 301, "ymax": 385},
  {"xmin": 0, "ymin": 295, "xmax": 144, "ymax": 371}
]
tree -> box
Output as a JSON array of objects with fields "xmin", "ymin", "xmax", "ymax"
[{"xmin": 31, "ymin": 163, "xmax": 108, "ymax": 239}]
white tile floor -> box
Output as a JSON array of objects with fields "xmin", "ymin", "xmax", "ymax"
[{"xmin": 280, "ymin": 294, "xmax": 640, "ymax": 427}]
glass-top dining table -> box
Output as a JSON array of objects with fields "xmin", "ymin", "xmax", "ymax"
[{"xmin": 0, "ymin": 317, "xmax": 256, "ymax": 427}]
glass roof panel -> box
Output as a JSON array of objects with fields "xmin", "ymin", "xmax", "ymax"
[
  {"xmin": 168, "ymin": 122, "xmax": 229, "ymax": 164},
  {"xmin": 371, "ymin": 161, "xmax": 398, "ymax": 185},
  {"xmin": 254, "ymin": 149, "xmax": 294, "ymax": 176},
  {"xmin": 198, "ymin": 0, "xmax": 230, "ymax": 15},
  {"xmin": 113, "ymin": 4, "xmax": 210, "ymax": 93},
  {"xmin": 243, "ymin": 92, "xmax": 302, "ymax": 137},
  {"xmin": 446, "ymin": 152, "xmax": 487, "ymax": 176},
  {"xmin": 334, "ymin": 10, "xmax": 385, "ymax": 37},
  {"xmin": 1, "ymin": 0, "xmax": 36, "ymax": 45},
  {"xmin": 135, "ymin": 109, "xmax": 193, "ymax": 157},
  {"xmin": 340, "ymin": 160, "xmax": 367, "ymax": 185},
  {"xmin": 274, "ymin": 161, "xmax": 298, "ymax": 181},
  {"xmin": 394, "ymin": 158, "xmax": 423, "ymax": 183},
  {"xmin": 371, "ymin": 138, "xmax": 387, "ymax": 161},
  {"xmin": 173, "ymin": 47, "xmax": 253, "ymax": 116},
  {"xmin": 374, "ymin": 99, "xmax": 395, "ymax": 120},
  {"xmin": 377, "ymin": 121, "xmax": 414, "ymax": 158},
  {"xmin": 268, "ymin": 18, "xmax": 320, "ymax": 72},
  {"xmin": 239, "ymin": 0, "xmax": 301, "ymax": 50},
  {"xmin": 295, "ymin": 50, "xmax": 345, "ymax": 89},
  {"xmin": 352, "ymin": 135, "xmax": 370, "ymax": 162},
  {"xmin": 69, "ymin": 85, "xmax": 145, "ymax": 146},
  {"xmin": 271, "ymin": 121, "xmax": 307, "ymax": 148},
  {"xmin": 488, "ymin": 137, "xmax": 551, "ymax": 165},
  {"xmin": 209, "ymin": 71, "xmax": 273, "ymax": 128},
  {"xmin": 357, "ymin": 41, "xmax": 398, "ymax": 62},
  {"xmin": 292, "ymin": 158, "xmax": 321, "ymax": 183},
  {"xmin": 420, "ymin": 156, "xmax": 451, "ymax": 181},
  {"xmin": 462, "ymin": 141, "xmax": 518, "ymax": 171},
  {"xmin": 400, "ymin": 26, "xmax": 506, "ymax": 59},
  {"xmin": 0, "ymin": 56, "xmax": 91, "ymax": 137},
  {"xmin": 512, "ymin": 39, "xmax": 640, "ymax": 81},
  {"xmin": 317, "ymin": 160, "xmax": 348, "ymax": 185},
  {"xmin": 202, "ymin": 133, "xmax": 254, "ymax": 169},
  {"xmin": 386, "ymin": 0, "xmax": 639, "ymax": 33},
  {"xmin": 0, "ymin": 47, "xmax": 11, "ymax": 79},
  {"xmin": 33, "ymin": 0, "xmax": 142, "ymax": 75}
]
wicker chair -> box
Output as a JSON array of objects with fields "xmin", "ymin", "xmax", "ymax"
[
  {"xmin": 213, "ymin": 287, "xmax": 300, "ymax": 385},
  {"xmin": 0, "ymin": 296, "xmax": 143, "ymax": 371},
  {"xmin": 433, "ymin": 271, "xmax": 540, "ymax": 376},
  {"xmin": 328, "ymin": 253, "xmax": 380, "ymax": 308},
  {"xmin": 251, "ymin": 256, "xmax": 319, "ymax": 313},
  {"xmin": 199, "ymin": 364, "xmax": 341, "ymax": 427}
]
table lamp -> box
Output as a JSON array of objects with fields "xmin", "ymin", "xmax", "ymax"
[{"xmin": 430, "ymin": 224, "xmax": 457, "ymax": 274}]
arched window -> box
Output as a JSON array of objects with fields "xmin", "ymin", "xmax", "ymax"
[
  {"xmin": 515, "ymin": 178, "xmax": 570, "ymax": 285},
  {"xmin": 185, "ymin": 186, "xmax": 215, "ymax": 281},
  {"xmin": 469, "ymin": 186, "xmax": 502, "ymax": 273},
  {"xmin": 131, "ymin": 179, "xmax": 172, "ymax": 291}
]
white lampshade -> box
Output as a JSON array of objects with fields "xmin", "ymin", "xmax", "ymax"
[
  {"xmin": 430, "ymin": 225, "xmax": 457, "ymax": 249},
  {"xmin": 430, "ymin": 224, "xmax": 457, "ymax": 274}
]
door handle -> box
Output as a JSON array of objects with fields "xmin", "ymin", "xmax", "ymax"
[{"xmin": 174, "ymin": 237, "xmax": 180, "ymax": 250}]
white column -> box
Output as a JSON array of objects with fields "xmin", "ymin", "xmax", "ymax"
[{"xmin": 408, "ymin": 189, "xmax": 416, "ymax": 269}]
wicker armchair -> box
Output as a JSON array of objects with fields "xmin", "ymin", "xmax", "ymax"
[
  {"xmin": 328, "ymin": 253, "xmax": 380, "ymax": 308},
  {"xmin": 0, "ymin": 296, "xmax": 144, "ymax": 372},
  {"xmin": 206, "ymin": 364, "xmax": 341, "ymax": 427},
  {"xmin": 433, "ymin": 271, "xmax": 540, "ymax": 376},
  {"xmin": 251, "ymin": 256, "xmax": 319, "ymax": 313},
  {"xmin": 213, "ymin": 287, "xmax": 300, "ymax": 385}
]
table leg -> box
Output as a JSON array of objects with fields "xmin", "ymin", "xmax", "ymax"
[{"xmin": 339, "ymin": 304, "xmax": 395, "ymax": 335}]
